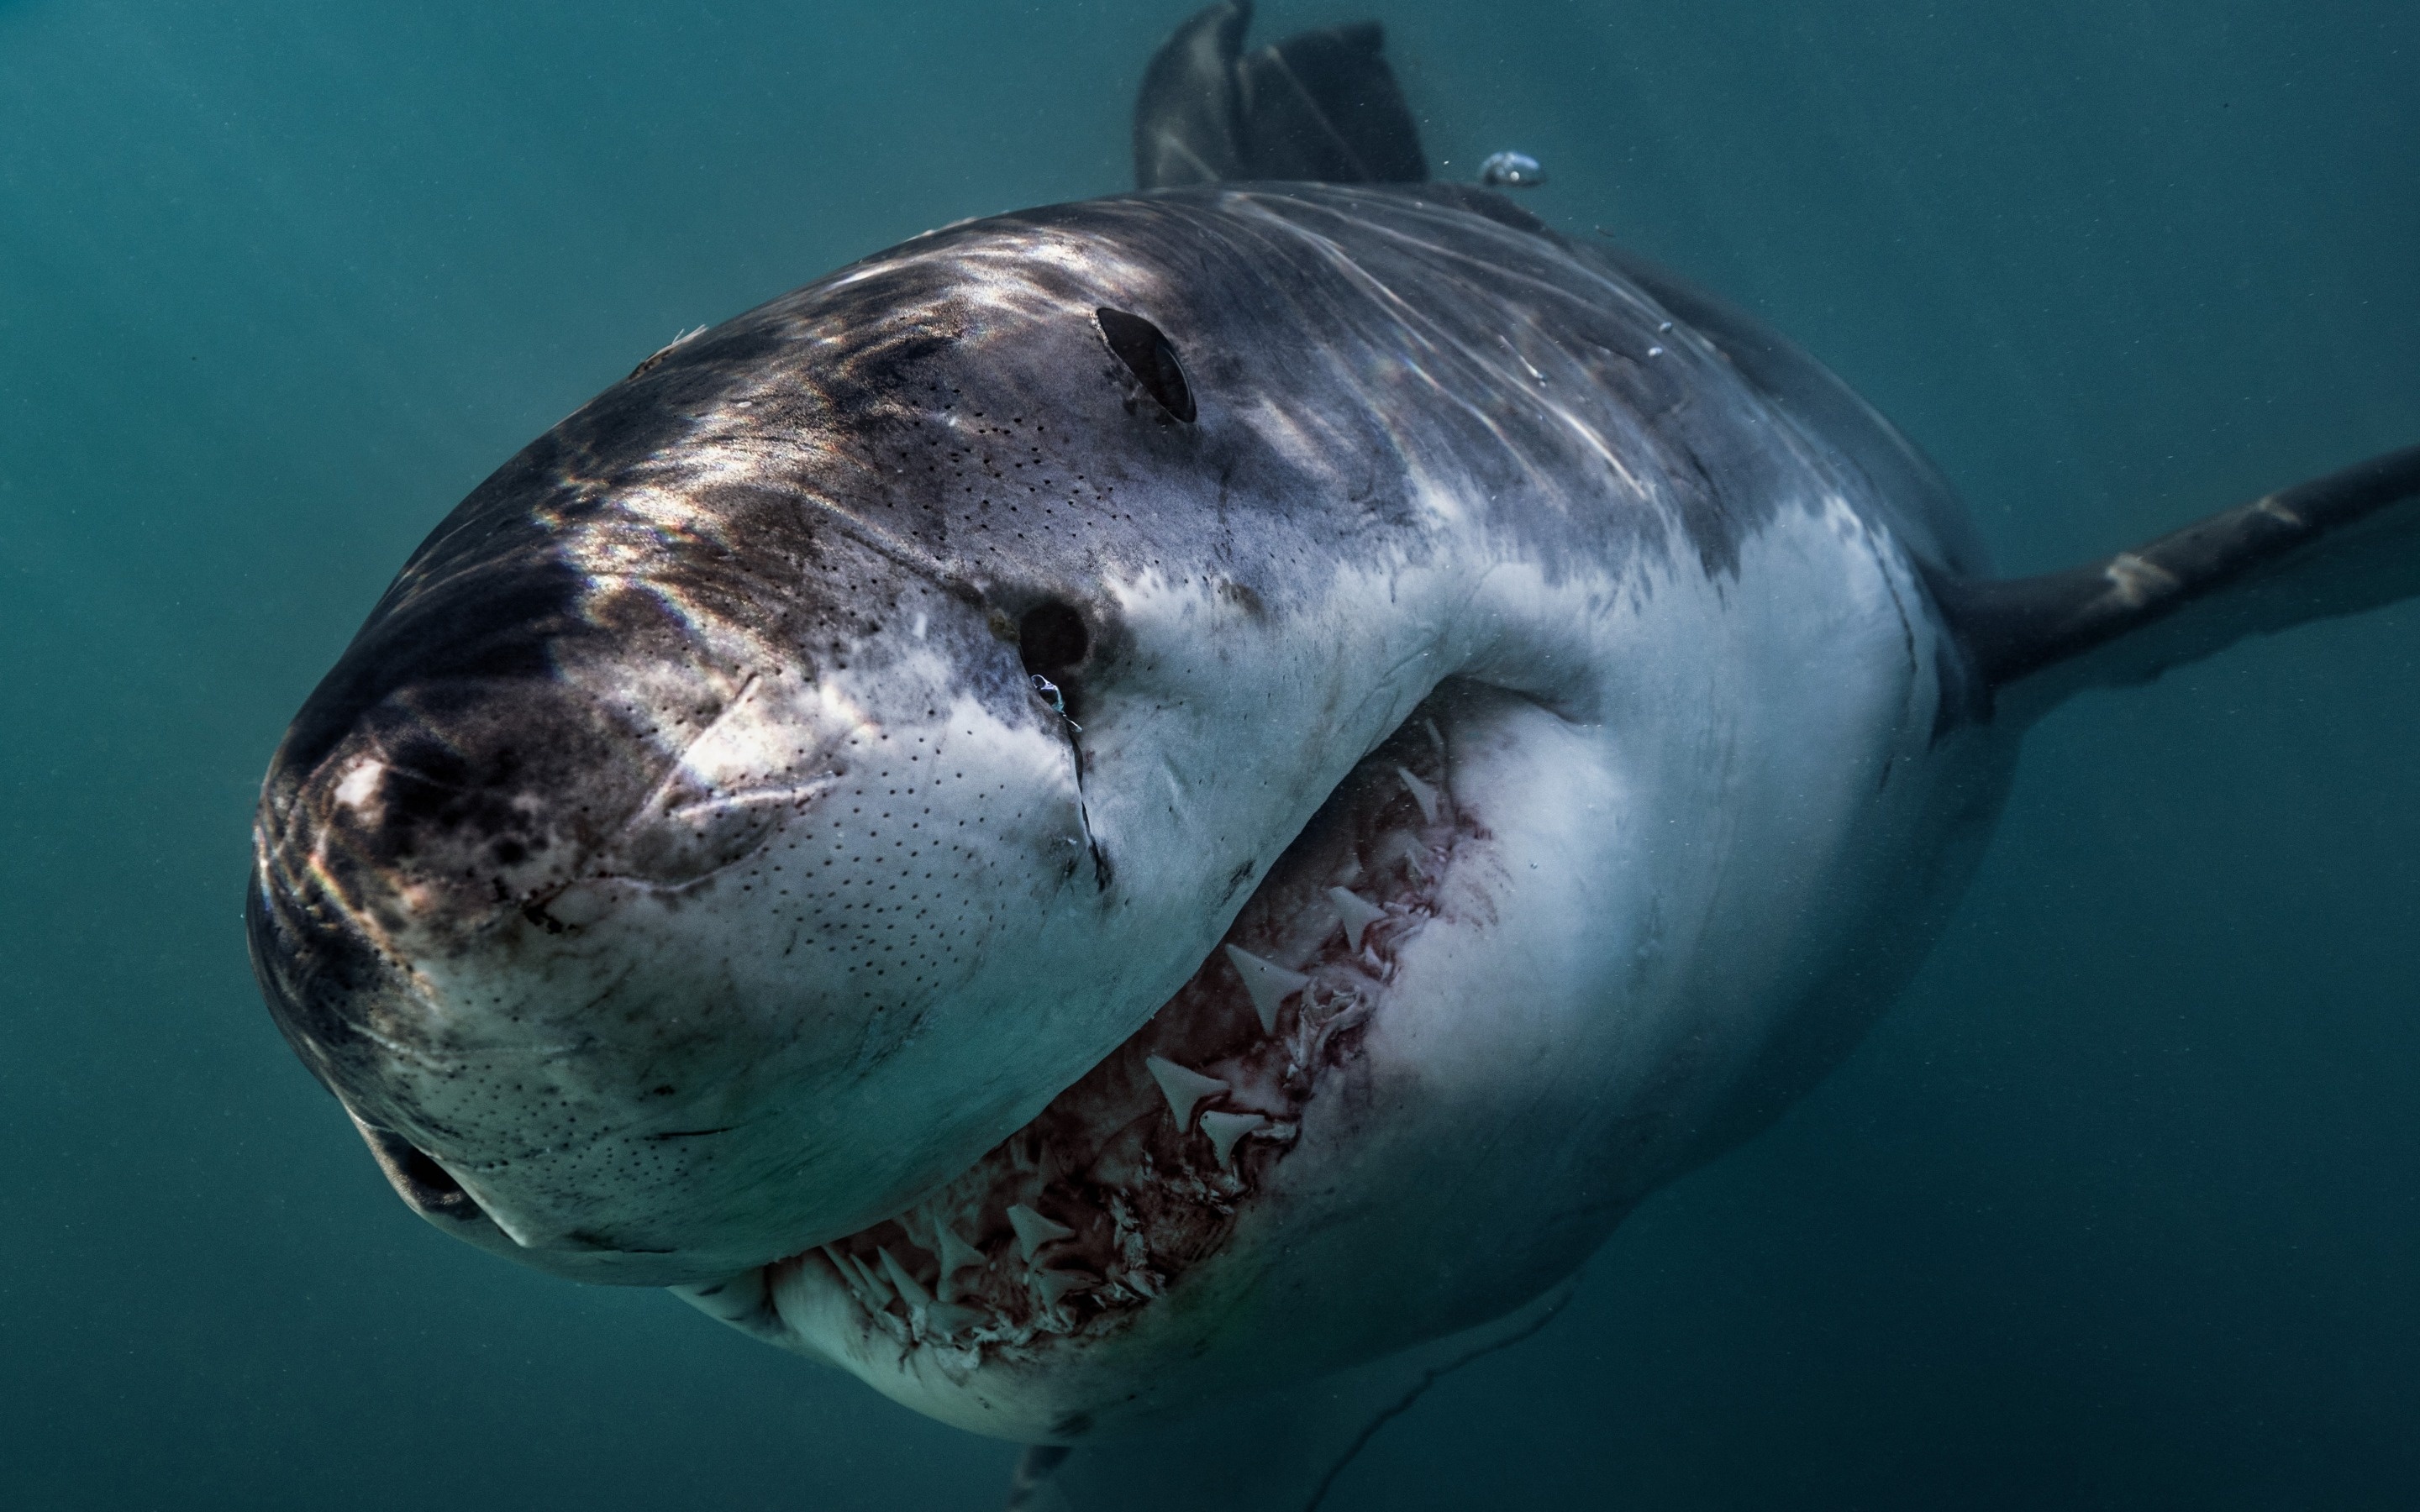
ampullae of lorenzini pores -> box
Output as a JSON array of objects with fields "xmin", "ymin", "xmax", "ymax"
[{"xmin": 245, "ymin": 5, "xmax": 2420, "ymax": 1507}]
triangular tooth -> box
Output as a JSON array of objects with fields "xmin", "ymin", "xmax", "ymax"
[
  {"xmin": 828, "ymin": 1248, "xmax": 865, "ymax": 1297},
  {"xmin": 1396, "ymin": 766, "xmax": 1442, "ymax": 826},
  {"xmin": 876, "ymin": 1246, "xmax": 933, "ymax": 1309},
  {"xmin": 819, "ymin": 1245, "xmax": 870, "ymax": 1305},
  {"xmin": 836, "ymin": 1249, "xmax": 893, "ymax": 1309},
  {"xmin": 934, "ymin": 1225, "xmax": 985, "ymax": 1302},
  {"xmin": 1223, "ymin": 944, "xmax": 1311, "ymax": 1032},
  {"xmin": 1006, "ymin": 1203, "xmax": 1076, "ymax": 1262},
  {"xmin": 1199, "ymin": 1109, "xmax": 1269, "ymax": 1168},
  {"xmin": 1326, "ymin": 886, "xmax": 1387, "ymax": 952},
  {"xmin": 921, "ymin": 1300, "xmax": 983, "ymax": 1340},
  {"xmin": 1144, "ymin": 1054, "xmax": 1228, "ymax": 1130},
  {"xmin": 857, "ymin": 1254, "xmax": 897, "ymax": 1309},
  {"xmin": 1034, "ymin": 1269, "xmax": 1098, "ymax": 1307}
]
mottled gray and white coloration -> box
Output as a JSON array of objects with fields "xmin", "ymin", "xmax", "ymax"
[{"xmin": 247, "ymin": 2, "xmax": 2420, "ymax": 1496}]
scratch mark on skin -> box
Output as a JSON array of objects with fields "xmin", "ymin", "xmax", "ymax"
[
  {"xmin": 663, "ymin": 779, "xmax": 844, "ymax": 827},
  {"xmin": 1867, "ymin": 523, "xmax": 1922, "ymax": 792},
  {"xmin": 619, "ymin": 674, "xmax": 765, "ymax": 835},
  {"xmin": 2103, "ymin": 551, "xmax": 2181, "ymax": 607},
  {"xmin": 2254, "ymin": 493, "xmax": 2305, "ymax": 527},
  {"xmin": 350, "ymin": 1021, "xmax": 460, "ymax": 1074},
  {"xmin": 785, "ymin": 486, "xmax": 983, "ymax": 601}
]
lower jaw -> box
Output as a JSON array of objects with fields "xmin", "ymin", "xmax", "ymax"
[{"xmin": 723, "ymin": 700, "xmax": 1476, "ymax": 1439}]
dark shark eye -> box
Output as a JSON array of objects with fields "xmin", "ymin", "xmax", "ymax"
[
  {"xmin": 1095, "ymin": 307, "xmax": 1196, "ymax": 423},
  {"xmin": 1018, "ymin": 600, "xmax": 1091, "ymax": 677}
]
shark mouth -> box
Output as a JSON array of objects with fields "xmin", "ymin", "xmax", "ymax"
[{"xmin": 766, "ymin": 697, "xmax": 1477, "ymax": 1358}]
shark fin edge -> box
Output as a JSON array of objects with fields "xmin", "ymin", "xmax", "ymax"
[
  {"xmin": 1934, "ymin": 443, "xmax": 2420, "ymax": 724},
  {"xmin": 1134, "ymin": 1, "xmax": 1427, "ymax": 191}
]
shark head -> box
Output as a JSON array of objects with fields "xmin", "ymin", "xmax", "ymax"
[{"xmin": 250, "ymin": 198, "xmax": 1497, "ymax": 1290}]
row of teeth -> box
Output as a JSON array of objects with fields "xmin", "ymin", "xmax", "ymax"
[
  {"xmin": 819, "ymin": 1187, "xmax": 1169, "ymax": 1346},
  {"xmin": 824, "ymin": 764, "xmax": 1448, "ymax": 1348}
]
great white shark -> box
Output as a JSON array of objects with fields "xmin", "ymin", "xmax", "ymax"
[{"xmin": 246, "ymin": 4, "xmax": 2420, "ymax": 1504}]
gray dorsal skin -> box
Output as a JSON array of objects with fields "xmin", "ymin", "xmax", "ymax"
[
  {"xmin": 240, "ymin": 7, "xmax": 2418, "ymax": 1511},
  {"xmin": 1134, "ymin": 0, "xmax": 1426, "ymax": 190}
]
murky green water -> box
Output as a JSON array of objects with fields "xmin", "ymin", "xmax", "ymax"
[{"xmin": 4, "ymin": 2, "xmax": 2415, "ymax": 1504}]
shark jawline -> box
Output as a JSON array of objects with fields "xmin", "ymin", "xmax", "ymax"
[{"xmin": 787, "ymin": 703, "xmax": 1471, "ymax": 1357}]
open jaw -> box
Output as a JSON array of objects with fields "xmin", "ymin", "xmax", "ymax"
[{"xmin": 692, "ymin": 691, "xmax": 1483, "ymax": 1427}]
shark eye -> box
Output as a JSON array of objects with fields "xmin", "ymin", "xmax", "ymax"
[
  {"xmin": 1018, "ymin": 599, "xmax": 1091, "ymax": 679},
  {"xmin": 1094, "ymin": 307, "xmax": 1196, "ymax": 423}
]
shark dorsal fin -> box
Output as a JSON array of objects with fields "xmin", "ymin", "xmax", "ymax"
[{"xmin": 1134, "ymin": 1, "xmax": 1427, "ymax": 190}]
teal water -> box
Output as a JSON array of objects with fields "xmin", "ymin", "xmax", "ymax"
[{"xmin": 4, "ymin": 2, "xmax": 2415, "ymax": 1505}]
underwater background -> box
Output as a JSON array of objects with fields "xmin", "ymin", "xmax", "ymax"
[{"xmin": 3, "ymin": 0, "xmax": 2415, "ymax": 1504}]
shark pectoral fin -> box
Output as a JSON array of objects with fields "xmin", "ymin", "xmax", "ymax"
[
  {"xmin": 1133, "ymin": 2, "xmax": 1427, "ymax": 192},
  {"xmin": 1019, "ymin": 1281, "xmax": 1577, "ymax": 1512},
  {"xmin": 1935, "ymin": 443, "xmax": 2420, "ymax": 725},
  {"xmin": 1004, "ymin": 1446, "xmax": 1074, "ymax": 1512}
]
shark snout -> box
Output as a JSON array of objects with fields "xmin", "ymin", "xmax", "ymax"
[{"xmin": 250, "ymin": 558, "xmax": 1120, "ymax": 1280}]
